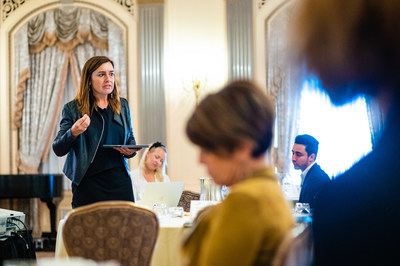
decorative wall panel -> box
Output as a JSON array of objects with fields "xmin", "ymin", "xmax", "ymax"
[
  {"xmin": 226, "ymin": 0, "xmax": 254, "ymax": 80},
  {"xmin": 138, "ymin": 3, "xmax": 166, "ymax": 146}
]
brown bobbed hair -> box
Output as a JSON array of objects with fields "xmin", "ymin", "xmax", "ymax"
[
  {"xmin": 186, "ymin": 80, "xmax": 275, "ymax": 158},
  {"xmin": 74, "ymin": 56, "xmax": 121, "ymax": 116},
  {"xmin": 291, "ymin": 0, "xmax": 400, "ymax": 98}
]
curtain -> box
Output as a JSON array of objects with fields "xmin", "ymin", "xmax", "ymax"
[
  {"xmin": 17, "ymin": 47, "xmax": 69, "ymax": 173},
  {"xmin": 40, "ymin": 72, "xmax": 76, "ymax": 186},
  {"xmin": 365, "ymin": 96, "xmax": 385, "ymax": 149},
  {"xmin": 294, "ymin": 82, "xmax": 372, "ymax": 179},
  {"xmin": 108, "ymin": 20, "xmax": 127, "ymax": 98},
  {"xmin": 266, "ymin": 3, "xmax": 302, "ymax": 179},
  {"xmin": 13, "ymin": 24, "xmax": 30, "ymax": 130}
]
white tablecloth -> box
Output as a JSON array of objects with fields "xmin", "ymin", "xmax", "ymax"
[{"xmin": 150, "ymin": 216, "xmax": 191, "ymax": 266}]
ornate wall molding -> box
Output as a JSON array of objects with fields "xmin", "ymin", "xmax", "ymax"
[
  {"xmin": 257, "ymin": 0, "xmax": 267, "ymax": 9},
  {"xmin": 1, "ymin": 0, "xmax": 28, "ymax": 22},
  {"xmin": 113, "ymin": 0, "xmax": 135, "ymax": 16},
  {"xmin": 1, "ymin": 0, "xmax": 135, "ymax": 24}
]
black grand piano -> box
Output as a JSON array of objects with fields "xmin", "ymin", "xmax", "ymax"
[{"xmin": 0, "ymin": 174, "xmax": 63, "ymax": 250}]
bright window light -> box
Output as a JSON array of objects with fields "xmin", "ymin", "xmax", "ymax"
[{"xmin": 289, "ymin": 79, "xmax": 372, "ymax": 185}]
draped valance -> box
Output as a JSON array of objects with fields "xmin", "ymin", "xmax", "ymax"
[{"xmin": 27, "ymin": 7, "xmax": 109, "ymax": 54}]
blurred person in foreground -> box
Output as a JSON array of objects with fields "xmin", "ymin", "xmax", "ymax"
[
  {"xmin": 53, "ymin": 56, "xmax": 141, "ymax": 208},
  {"xmin": 182, "ymin": 80, "xmax": 294, "ymax": 266},
  {"xmin": 130, "ymin": 141, "xmax": 170, "ymax": 202},
  {"xmin": 292, "ymin": 134, "xmax": 330, "ymax": 209},
  {"xmin": 292, "ymin": 0, "xmax": 400, "ymax": 265}
]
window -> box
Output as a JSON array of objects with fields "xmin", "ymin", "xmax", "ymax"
[{"xmin": 289, "ymin": 80, "xmax": 372, "ymax": 185}]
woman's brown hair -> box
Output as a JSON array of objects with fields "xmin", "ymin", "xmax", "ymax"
[{"xmin": 74, "ymin": 56, "xmax": 121, "ymax": 116}]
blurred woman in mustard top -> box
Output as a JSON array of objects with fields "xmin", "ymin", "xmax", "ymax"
[{"xmin": 182, "ymin": 80, "xmax": 294, "ymax": 266}]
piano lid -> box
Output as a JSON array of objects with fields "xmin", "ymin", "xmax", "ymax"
[{"xmin": 0, "ymin": 174, "xmax": 63, "ymax": 199}]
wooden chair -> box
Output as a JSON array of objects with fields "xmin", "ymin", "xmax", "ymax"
[
  {"xmin": 62, "ymin": 201, "xmax": 159, "ymax": 266},
  {"xmin": 178, "ymin": 190, "xmax": 200, "ymax": 212}
]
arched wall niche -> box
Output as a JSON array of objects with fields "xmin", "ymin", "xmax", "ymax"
[
  {"xmin": 253, "ymin": 0, "xmax": 298, "ymax": 168},
  {"xmin": 254, "ymin": 0, "xmax": 294, "ymax": 87},
  {"xmin": 0, "ymin": 0, "xmax": 139, "ymax": 173}
]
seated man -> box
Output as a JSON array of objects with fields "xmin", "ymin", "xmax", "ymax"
[{"xmin": 292, "ymin": 134, "xmax": 330, "ymax": 209}]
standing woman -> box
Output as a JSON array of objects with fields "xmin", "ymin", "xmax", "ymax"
[
  {"xmin": 53, "ymin": 56, "xmax": 141, "ymax": 208},
  {"xmin": 130, "ymin": 141, "xmax": 170, "ymax": 202}
]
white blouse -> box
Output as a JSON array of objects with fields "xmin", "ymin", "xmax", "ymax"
[{"xmin": 130, "ymin": 168, "xmax": 171, "ymax": 202}]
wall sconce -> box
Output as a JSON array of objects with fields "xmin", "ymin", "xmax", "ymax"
[{"xmin": 183, "ymin": 77, "xmax": 207, "ymax": 105}]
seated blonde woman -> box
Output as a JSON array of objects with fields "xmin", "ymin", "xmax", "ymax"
[
  {"xmin": 182, "ymin": 80, "xmax": 294, "ymax": 266},
  {"xmin": 130, "ymin": 141, "xmax": 170, "ymax": 201}
]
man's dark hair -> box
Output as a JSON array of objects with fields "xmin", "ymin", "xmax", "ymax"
[{"xmin": 294, "ymin": 134, "xmax": 319, "ymax": 159}]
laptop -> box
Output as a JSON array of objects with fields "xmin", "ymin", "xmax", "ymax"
[{"xmin": 137, "ymin": 182, "xmax": 185, "ymax": 209}]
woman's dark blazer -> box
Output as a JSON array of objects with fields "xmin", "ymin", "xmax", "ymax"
[{"xmin": 52, "ymin": 98, "xmax": 136, "ymax": 186}]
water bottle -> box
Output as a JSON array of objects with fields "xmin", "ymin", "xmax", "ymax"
[{"xmin": 200, "ymin": 177, "xmax": 224, "ymax": 201}]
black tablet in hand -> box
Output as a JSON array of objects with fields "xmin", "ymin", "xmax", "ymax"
[{"xmin": 103, "ymin": 144, "xmax": 149, "ymax": 149}]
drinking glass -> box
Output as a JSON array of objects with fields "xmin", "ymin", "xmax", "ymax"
[
  {"xmin": 168, "ymin": 207, "xmax": 184, "ymax": 218},
  {"xmin": 294, "ymin": 203, "xmax": 311, "ymax": 214},
  {"xmin": 153, "ymin": 203, "xmax": 167, "ymax": 217}
]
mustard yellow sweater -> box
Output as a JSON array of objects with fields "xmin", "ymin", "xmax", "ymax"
[{"xmin": 182, "ymin": 167, "xmax": 294, "ymax": 266}]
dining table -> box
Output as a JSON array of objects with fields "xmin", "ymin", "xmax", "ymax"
[
  {"xmin": 150, "ymin": 216, "xmax": 192, "ymax": 266},
  {"xmin": 55, "ymin": 201, "xmax": 311, "ymax": 266}
]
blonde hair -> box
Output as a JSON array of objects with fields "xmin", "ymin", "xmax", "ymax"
[
  {"xmin": 139, "ymin": 142, "xmax": 168, "ymax": 182},
  {"xmin": 74, "ymin": 56, "xmax": 121, "ymax": 116}
]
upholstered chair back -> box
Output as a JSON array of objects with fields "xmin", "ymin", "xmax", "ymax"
[
  {"xmin": 62, "ymin": 201, "xmax": 159, "ymax": 266},
  {"xmin": 178, "ymin": 190, "xmax": 200, "ymax": 212}
]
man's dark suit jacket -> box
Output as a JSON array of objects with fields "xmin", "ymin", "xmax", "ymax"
[
  {"xmin": 298, "ymin": 163, "xmax": 330, "ymax": 209},
  {"xmin": 312, "ymin": 101, "xmax": 400, "ymax": 266}
]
